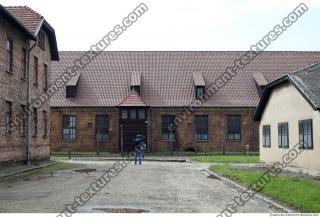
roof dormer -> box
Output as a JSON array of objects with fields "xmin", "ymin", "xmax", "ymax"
[
  {"xmin": 66, "ymin": 73, "xmax": 80, "ymax": 98},
  {"xmin": 252, "ymin": 72, "xmax": 268, "ymax": 98},
  {"xmin": 193, "ymin": 72, "xmax": 205, "ymax": 99},
  {"xmin": 130, "ymin": 71, "xmax": 141, "ymax": 95}
]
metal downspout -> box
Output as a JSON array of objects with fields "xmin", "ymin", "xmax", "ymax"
[{"xmin": 26, "ymin": 40, "xmax": 36, "ymax": 165}]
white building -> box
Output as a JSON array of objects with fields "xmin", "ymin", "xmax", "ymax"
[{"xmin": 254, "ymin": 63, "xmax": 320, "ymax": 175}]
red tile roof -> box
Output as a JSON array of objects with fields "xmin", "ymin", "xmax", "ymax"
[
  {"xmin": 130, "ymin": 71, "xmax": 141, "ymax": 87},
  {"xmin": 193, "ymin": 71, "xmax": 205, "ymax": 86},
  {"xmin": 117, "ymin": 90, "xmax": 148, "ymax": 107},
  {"xmin": 5, "ymin": 6, "xmax": 43, "ymax": 33},
  {"xmin": 51, "ymin": 51, "xmax": 320, "ymax": 107}
]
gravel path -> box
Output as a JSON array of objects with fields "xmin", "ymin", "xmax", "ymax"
[{"xmin": 0, "ymin": 160, "xmax": 285, "ymax": 213}]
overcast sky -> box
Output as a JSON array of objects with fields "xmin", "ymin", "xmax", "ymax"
[{"xmin": 2, "ymin": 0, "xmax": 320, "ymax": 51}]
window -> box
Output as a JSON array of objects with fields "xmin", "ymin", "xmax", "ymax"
[
  {"xmin": 138, "ymin": 109, "xmax": 146, "ymax": 119},
  {"xmin": 195, "ymin": 87, "xmax": 204, "ymax": 99},
  {"xmin": 262, "ymin": 125, "xmax": 271, "ymax": 147},
  {"xmin": 96, "ymin": 115, "xmax": 109, "ymax": 141},
  {"xmin": 121, "ymin": 109, "xmax": 128, "ymax": 119},
  {"xmin": 21, "ymin": 48, "xmax": 27, "ymax": 79},
  {"xmin": 33, "ymin": 56, "xmax": 38, "ymax": 86},
  {"xmin": 37, "ymin": 30, "xmax": 45, "ymax": 49},
  {"xmin": 195, "ymin": 115, "xmax": 208, "ymax": 141},
  {"xmin": 33, "ymin": 108, "xmax": 38, "ymax": 137},
  {"xmin": 62, "ymin": 116, "xmax": 76, "ymax": 140},
  {"xmin": 43, "ymin": 64, "xmax": 48, "ymax": 91},
  {"xmin": 131, "ymin": 85, "xmax": 141, "ymax": 95},
  {"xmin": 6, "ymin": 39, "xmax": 13, "ymax": 72},
  {"xmin": 278, "ymin": 122, "xmax": 289, "ymax": 148},
  {"xmin": 161, "ymin": 115, "xmax": 176, "ymax": 140},
  {"xmin": 5, "ymin": 101, "xmax": 12, "ymax": 134},
  {"xmin": 227, "ymin": 115, "xmax": 241, "ymax": 140},
  {"xmin": 43, "ymin": 111, "xmax": 48, "ymax": 138},
  {"xmin": 21, "ymin": 105, "xmax": 27, "ymax": 136},
  {"xmin": 299, "ymin": 119, "xmax": 313, "ymax": 149},
  {"xmin": 129, "ymin": 109, "xmax": 136, "ymax": 119}
]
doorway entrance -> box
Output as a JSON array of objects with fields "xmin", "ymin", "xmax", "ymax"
[{"xmin": 119, "ymin": 108, "xmax": 148, "ymax": 152}]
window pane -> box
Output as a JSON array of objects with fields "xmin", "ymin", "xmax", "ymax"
[
  {"xmin": 228, "ymin": 116, "xmax": 241, "ymax": 140},
  {"xmin": 138, "ymin": 109, "xmax": 145, "ymax": 119},
  {"xmin": 195, "ymin": 115, "xmax": 208, "ymax": 140},
  {"xmin": 161, "ymin": 115, "xmax": 176, "ymax": 140},
  {"xmin": 130, "ymin": 109, "xmax": 136, "ymax": 119},
  {"xmin": 95, "ymin": 115, "xmax": 109, "ymax": 141},
  {"xmin": 121, "ymin": 110, "xmax": 128, "ymax": 119},
  {"xmin": 299, "ymin": 120, "xmax": 313, "ymax": 148},
  {"xmin": 62, "ymin": 115, "xmax": 76, "ymax": 140}
]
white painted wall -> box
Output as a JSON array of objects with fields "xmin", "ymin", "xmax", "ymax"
[{"xmin": 259, "ymin": 82, "xmax": 320, "ymax": 172}]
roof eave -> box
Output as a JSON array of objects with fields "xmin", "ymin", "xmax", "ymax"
[
  {"xmin": 0, "ymin": 4, "xmax": 36, "ymax": 40},
  {"xmin": 254, "ymin": 73, "xmax": 320, "ymax": 121},
  {"xmin": 253, "ymin": 75, "xmax": 290, "ymax": 121},
  {"xmin": 38, "ymin": 19, "xmax": 59, "ymax": 61}
]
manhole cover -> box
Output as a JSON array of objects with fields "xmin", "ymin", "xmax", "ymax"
[
  {"xmin": 207, "ymin": 174, "xmax": 221, "ymax": 180},
  {"xmin": 93, "ymin": 208, "xmax": 148, "ymax": 213}
]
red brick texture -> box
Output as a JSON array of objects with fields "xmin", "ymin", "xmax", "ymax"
[
  {"xmin": 0, "ymin": 14, "xmax": 51, "ymax": 162},
  {"xmin": 50, "ymin": 107, "xmax": 259, "ymax": 153}
]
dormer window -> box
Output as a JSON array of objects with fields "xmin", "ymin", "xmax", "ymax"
[
  {"xmin": 252, "ymin": 72, "xmax": 268, "ymax": 98},
  {"xmin": 130, "ymin": 71, "xmax": 141, "ymax": 95},
  {"xmin": 193, "ymin": 72, "xmax": 205, "ymax": 100},
  {"xmin": 66, "ymin": 73, "xmax": 80, "ymax": 98},
  {"xmin": 196, "ymin": 86, "xmax": 205, "ymax": 99},
  {"xmin": 37, "ymin": 30, "xmax": 45, "ymax": 50},
  {"xmin": 131, "ymin": 85, "xmax": 141, "ymax": 95}
]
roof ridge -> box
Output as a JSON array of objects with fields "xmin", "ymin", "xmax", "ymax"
[
  {"xmin": 116, "ymin": 90, "xmax": 134, "ymax": 106},
  {"xmin": 116, "ymin": 90, "xmax": 148, "ymax": 107},
  {"xmin": 5, "ymin": 5, "xmax": 43, "ymax": 18}
]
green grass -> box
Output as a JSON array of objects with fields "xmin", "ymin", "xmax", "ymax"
[
  {"xmin": 51, "ymin": 151, "xmax": 111, "ymax": 156},
  {"xmin": 50, "ymin": 157, "xmax": 69, "ymax": 161},
  {"xmin": 0, "ymin": 162, "xmax": 80, "ymax": 186},
  {"xmin": 210, "ymin": 165, "xmax": 320, "ymax": 212},
  {"xmin": 192, "ymin": 155, "xmax": 259, "ymax": 163}
]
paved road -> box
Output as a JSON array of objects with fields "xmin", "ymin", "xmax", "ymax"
[{"xmin": 0, "ymin": 160, "xmax": 284, "ymax": 213}]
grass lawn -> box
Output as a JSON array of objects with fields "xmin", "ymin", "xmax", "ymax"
[
  {"xmin": 0, "ymin": 162, "xmax": 80, "ymax": 186},
  {"xmin": 50, "ymin": 157, "xmax": 69, "ymax": 161},
  {"xmin": 210, "ymin": 165, "xmax": 320, "ymax": 212},
  {"xmin": 192, "ymin": 155, "xmax": 259, "ymax": 163},
  {"xmin": 51, "ymin": 151, "xmax": 111, "ymax": 156}
]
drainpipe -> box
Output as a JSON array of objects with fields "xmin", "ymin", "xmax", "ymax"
[
  {"xmin": 252, "ymin": 108, "xmax": 256, "ymax": 152},
  {"xmin": 26, "ymin": 40, "xmax": 36, "ymax": 165}
]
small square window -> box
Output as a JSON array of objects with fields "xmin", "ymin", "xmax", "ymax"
[
  {"xmin": 130, "ymin": 109, "xmax": 136, "ymax": 119},
  {"xmin": 121, "ymin": 110, "xmax": 128, "ymax": 119},
  {"xmin": 138, "ymin": 109, "xmax": 145, "ymax": 119}
]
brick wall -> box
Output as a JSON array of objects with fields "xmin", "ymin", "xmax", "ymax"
[
  {"xmin": 50, "ymin": 107, "xmax": 120, "ymax": 153},
  {"xmin": 148, "ymin": 107, "xmax": 259, "ymax": 153},
  {"xmin": 50, "ymin": 106, "xmax": 259, "ymax": 153},
  {"xmin": 0, "ymin": 15, "xmax": 51, "ymax": 162}
]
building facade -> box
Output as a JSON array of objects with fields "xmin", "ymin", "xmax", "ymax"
[
  {"xmin": 254, "ymin": 63, "xmax": 320, "ymax": 174},
  {"xmin": 51, "ymin": 51, "xmax": 320, "ymax": 154},
  {"xmin": 0, "ymin": 5, "xmax": 58, "ymax": 162}
]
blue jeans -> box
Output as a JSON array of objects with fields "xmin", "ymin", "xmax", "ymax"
[{"xmin": 135, "ymin": 150, "xmax": 142, "ymax": 164}]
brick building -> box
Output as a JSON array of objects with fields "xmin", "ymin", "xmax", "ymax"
[
  {"xmin": 0, "ymin": 5, "xmax": 58, "ymax": 162},
  {"xmin": 51, "ymin": 51, "xmax": 320, "ymax": 153}
]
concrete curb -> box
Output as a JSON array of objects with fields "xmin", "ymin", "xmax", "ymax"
[
  {"xmin": 202, "ymin": 166, "xmax": 297, "ymax": 213},
  {"xmin": 68, "ymin": 157, "xmax": 188, "ymax": 163},
  {"xmin": 0, "ymin": 161, "xmax": 61, "ymax": 178}
]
